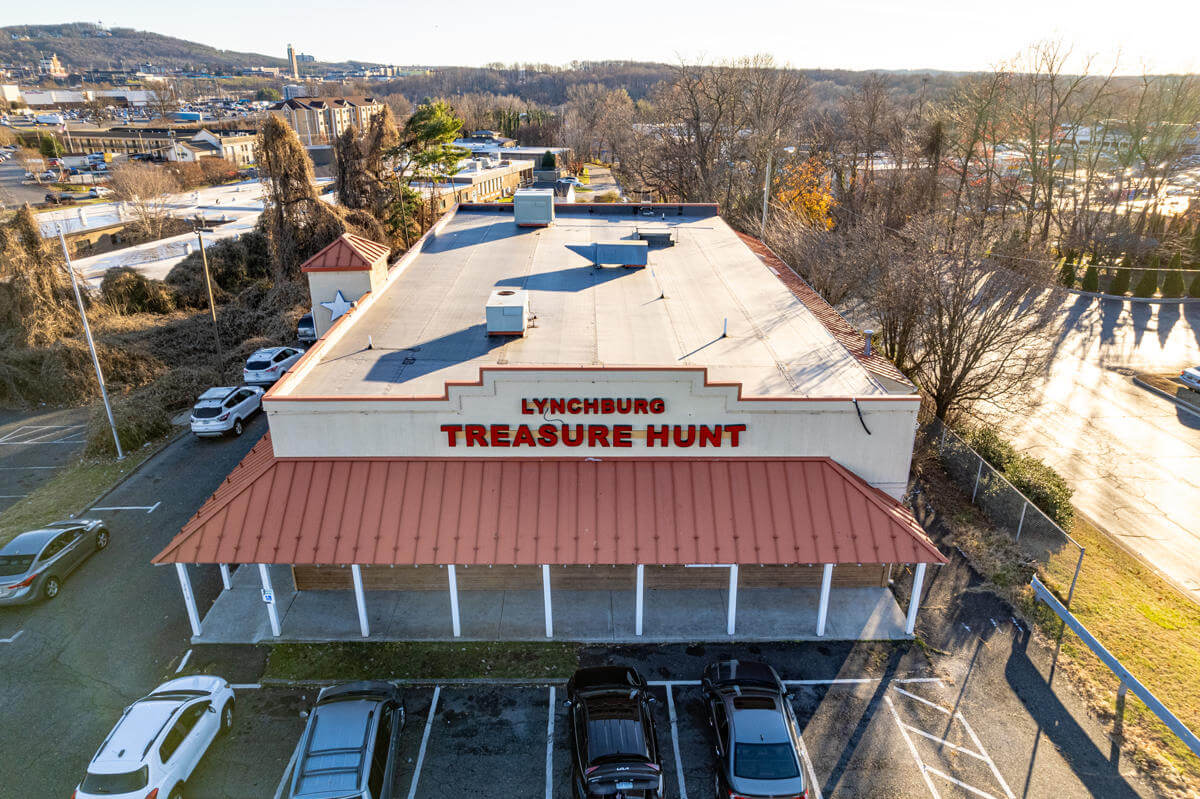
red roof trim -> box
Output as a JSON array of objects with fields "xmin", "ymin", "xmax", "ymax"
[
  {"xmin": 300, "ymin": 233, "xmax": 390, "ymax": 273},
  {"xmin": 153, "ymin": 436, "xmax": 945, "ymax": 568}
]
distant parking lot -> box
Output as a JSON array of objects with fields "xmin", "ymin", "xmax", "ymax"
[
  {"xmin": 0, "ymin": 408, "xmax": 89, "ymax": 514},
  {"xmin": 185, "ymin": 670, "xmax": 1017, "ymax": 799}
]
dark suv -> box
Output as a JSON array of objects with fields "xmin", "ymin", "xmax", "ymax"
[
  {"xmin": 702, "ymin": 660, "xmax": 808, "ymax": 799},
  {"xmin": 566, "ymin": 666, "xmax": 663, "ymax": 798},
  {"xmin": 286, "ymin": 681, "xmax": 404, "ymax": 799}
]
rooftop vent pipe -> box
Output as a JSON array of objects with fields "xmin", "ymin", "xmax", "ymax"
[{"xmin": 864, "ymin": 329, "xmax": 874, "ymax": 356}]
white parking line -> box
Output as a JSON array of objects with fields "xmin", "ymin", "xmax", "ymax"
[
  {"xmin": 406, "ymin": 684, "xmax": 440, "ymax": 799},
  {"xmin": 885, "ymin": 694, "xmax": 942, "ymax": 799},
  {"xmin": 175, "ymin": 649, "xmax": 192, "ymax": 673},
  {"xmin": 924, "ymin": 766, "xmax": 1002, "ymax": 799},
  {"xmin": 957, "ymin": 712, "xmax": 1016, "ymax": 799},
  {"xmin": 901, "ymin": 723, "xmax": 989, "ymax": 761},
  {"xmin": 545, "ymin": 686, "xmax": 555, "ymax": 799},
  {"xmin": 0, "ymin": 630, "xmax": 23, "ymax": 644},
  {"xmin": 664, "ymin": 684, "xmax": 689, "ymax": 799},
  {"xmin": 90, "ymin": 503, "xmax": 160, "ymax": 513},
  {"xmin": 797, "ymin": 730, "xmax": 824, "ymax": 799},
  {"xmin": 893, "ymin": 685, "xmax": 953, "ymax": 714}
]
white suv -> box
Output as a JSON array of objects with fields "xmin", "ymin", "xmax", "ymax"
[
  {"xmin": 243, "ymin": 346, "xmax": 304, "ymax": 386},
  {"xmin": 75, "ymin": 676, "xmax": 235, "ymax": 799},
  {"xmin": 189, "ymin": 386, "xmax": 263, "ymax": 438}
]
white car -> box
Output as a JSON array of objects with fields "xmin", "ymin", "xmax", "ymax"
[
  {"xmin": 75, "ymin": 676, "xmax": 234, "ymax": 799},
  {"xmin": 1181, "ymin": 367, "xmax": 1200, "ymax": 393},
  {"xmin": 189, "ymin": 386, "xmax": 264, "ymax": 437},
  {"xmin": 243, "ymin": 346, "xmax": 304, "ymax": 386}
]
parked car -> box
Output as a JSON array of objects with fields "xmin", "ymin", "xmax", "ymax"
[
  {"xmin": 561, "ymin": 176, "xmax": 583, "ymax": 187},
  {"xmin": 1180, "ymin": 366, "xmax": 1200, "ymax": 393},
  {"xmin": 84, "ymin": 186, "xmax": 113, "ymax": 199},
  {"xmin": 0, "ymin": 520, "xmax": 109, "ymax": 604},
  {"xmin": 75, "ymin": 676, "xmax": 235, "ymax": 799},
  {"xmin": 45, "ymin": 191, "xmax": 77, "ymax": 205},
  {"xmin": 701, "ymin": 660, "xmax": 808, "ymax": 799},
  {"xmin": 285, "ymin": 681, "xmax": 404, "ymax": 799},
  {"xmin": 297, "ymin": 312, "xmax": 317, "ymax": 345},
  {"xmin": 190, "ymin": 386, "xmax": 264, "ymax": 438},
  {"xmin": 243, "ymin": 346, "xmax": 304, "ymax": 386},
  {"xmin": 565, "ymin": 666, "xmax": 663, "ymax": 799},
  {"xmin": 40, "ymin": 170, "xmax": 57, "ymax": 181}
]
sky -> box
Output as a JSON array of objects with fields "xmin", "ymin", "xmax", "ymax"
[{"xmin": 10, "ymin": 0, "xmax": 1200, "ymax": 74}]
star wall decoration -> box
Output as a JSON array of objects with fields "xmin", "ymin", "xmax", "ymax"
[{"xmin": 321, "ymin": 290, "xmax": 354, "ymax": 322}]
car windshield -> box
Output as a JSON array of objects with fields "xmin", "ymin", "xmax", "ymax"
[
  {"xmin": 733, "ymin": 742, "xmax": 801, "ymax": 780},
  {"xmin": 192, "ymin": 406, "xmax": 223, "ymax": 419},
  {"xmin": 245, "ymin": 359, "xmax": 271, "ymax": 370},
  {"xmin": 0, "ymin": 554, "xmax": 35, "ymax": 576},
  {"xmin": 80, "ymin": 766, "xmax": 149, "ymax": 793}
]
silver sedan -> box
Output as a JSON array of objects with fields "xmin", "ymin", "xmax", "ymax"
[{"xmin": 0, "ymin": 520, "xmax": 109, "ymax": 605}]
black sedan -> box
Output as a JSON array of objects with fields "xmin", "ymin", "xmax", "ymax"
[
  {"xmin": 702, "ymin": 660, "xmax": 809, "ymax": 799},
  {"xmin": 566, "ymin": 666, "xmax": 663, "ymax": 798}
]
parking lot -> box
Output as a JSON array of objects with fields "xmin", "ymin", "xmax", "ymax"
[
  {"xmin": 0, "ymin": 407, "xmax": 89, "ymax": 514},
  {"xmin": 185, "ymin": 669, "xmax": 1023, "ymax": 799}
]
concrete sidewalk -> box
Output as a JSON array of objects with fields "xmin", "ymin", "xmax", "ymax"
[{"xmin": 192, "ymin": 564, "xmax": 911, "ymax": 643}]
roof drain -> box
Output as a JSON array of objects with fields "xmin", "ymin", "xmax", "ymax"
[{"xmin": 852, "ymin": 399, "xmax": 872, "ymax": 435}]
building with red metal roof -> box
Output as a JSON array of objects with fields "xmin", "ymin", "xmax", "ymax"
[{"xmin": 158, "ymin": 200, "xmax": 945, "ymax": 643}]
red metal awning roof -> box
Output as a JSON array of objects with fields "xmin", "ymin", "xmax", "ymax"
[
  {"xmin": 300, "ymin": 233, "xmax": 390, "ymax": 272},
  {"xmin": 153, "ymin": 436, "xmax": 945, "ymax": 567}
]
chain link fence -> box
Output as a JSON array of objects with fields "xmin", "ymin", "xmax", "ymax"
[{"xmin": 923, "ymin": 414, "xmax": 1086, "ymax": 605}]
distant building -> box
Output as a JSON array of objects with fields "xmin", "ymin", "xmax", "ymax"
[
  {"xmin": 296, "ymin": 53, "xmax": 316, "ymax": 63},
  {"xmin": 38, "ymin": 53, "xmax": 67, "ymax": 78},
  {"xmin": 269, "ymin": 95, "xmax": 385, "ymax": 151},
  {"xmin": 413, "ymin": 157, "xmax": 535, "ymax": 213},
  {"xmin": 66, "ymin": 126, "xmax": 257, "ymax": 164},
  {"xmin": 287, "ymin": 44, "xmax": 299, "ymax": 80},
  {"xmin": 283, "ymin": 84, "xmax": 310, "ymax": 101}
]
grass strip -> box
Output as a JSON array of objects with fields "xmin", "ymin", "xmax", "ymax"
[
  {"xmin": 265, "ymin": 641, "xmax": 582, "ymax": 682},
  {"xmin": 0, "ymin": 439, "xmax": 161, "ymax": 547}
]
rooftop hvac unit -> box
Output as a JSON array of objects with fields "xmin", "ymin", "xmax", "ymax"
[
  {"xmin": 485, "ymin": 288, "xmax": 529, "ymax": 336},
  {"xmin": 593, "ymin": 240, "xmax": 649, "ymax": 267},
  {"xmin": 514, "ymin": 188, "xmax": 555, "ymax": 227}
]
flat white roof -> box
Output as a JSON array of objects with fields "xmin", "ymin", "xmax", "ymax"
[{"xmin": 284, "ymin": 207, "xmax": 886, "ymax": 398}]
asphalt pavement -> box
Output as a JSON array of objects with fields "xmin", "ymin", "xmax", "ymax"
[
  {"xmin": 0, "ymin": 413, "xmax": 268, "ymax": 797},
  {"xmin": 0, "ymin": 156, "xmax": 50, "ymax": 208},
  {"xmin": 994, "ymin": 295, "xmax": 1200, "ymax": 601}
]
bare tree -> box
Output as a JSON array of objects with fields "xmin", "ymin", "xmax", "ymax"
[{"xmin": 107, "ymin": 163, "xmax": 180, "ymax": 240}]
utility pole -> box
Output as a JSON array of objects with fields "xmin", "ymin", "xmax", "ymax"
[
  {"xmin": 56, "ymin": 226, "xmax": 123, "ymax": 460},
  {"xmin": 760, "ymin": 148, "xmax": 773, "ymax": 240},
  {"xmin": 195, "ymin": 228, "xmax": 224, "ymax": 368}
]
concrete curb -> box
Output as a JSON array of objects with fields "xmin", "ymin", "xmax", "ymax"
[
  {"xmin": 1131, "ymin": 377, "xmax": 1200, "ymax": 419},
  {"xmin": 258, "ymin": 677, "xmax": 570, "ymax": 688},
  {"xmin": 1064, "ymin": 287, "xmax": 1200, "ymax": 304}
]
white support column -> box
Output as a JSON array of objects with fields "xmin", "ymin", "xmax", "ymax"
[
  {"xmin": 905, "ymin": 563, "xmax": 927, "ymax": 635},
  {"xmin": 542, "ymin": 564, "xmax": 553, "ymax": 638},
  {"xmin": 727, "ymin": 564, "xmax": 739, "ymax": 636},
  {"xmin": 258, "ymin": 563, "xmax": 281, "ymax": 638},
  {"xmin": 175, "ymin": 563, "xmax": 201, "ymax": 637},
  {"xmin": 635, "ymin": 564, "xmax": 645, "ymax": 637},
  {"xmin": 816, "ymin": 563, "xmax": 834, "ymax": 637},
  {"xmin": 218, "ymin": 563, "xmax": 232, "ymax": 591},
  {"xmin": 351, "ymin": 565, "xmax": 369, "ymax": 638},
  {"xmin": 447, "ymin": 565, "xmax": 461, "ymax": 637}
]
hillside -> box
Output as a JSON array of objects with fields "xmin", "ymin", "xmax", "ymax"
[{"xmin": 0, "ymin": 23, "xmax": 367, "ymax": 72}]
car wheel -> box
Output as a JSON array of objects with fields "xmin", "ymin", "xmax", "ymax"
[
  {"xmin": 95, "ymin": 528, "xmax": 110, "ymax": 550},
  {"xmin": 43, "ymin": 576, "xmax": 61, "ymax": 600},
  {"xmin": 233, "ymin": 419, "xmax": 243, "ymax": 436},
  {"xmin": 220, "ymin": 700, "xmax": 234, "ymax": 734}
]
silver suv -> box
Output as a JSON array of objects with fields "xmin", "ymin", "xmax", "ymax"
[{"xmin": 286, "ymin": 681, "xmax": 405, "ymax": 799}]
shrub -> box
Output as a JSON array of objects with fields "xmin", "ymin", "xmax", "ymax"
[
  {"xmin": 540, "ymin": 150, "xmax": 556, "ymax": 169},
  {"xmin": 1189, "ymin": 271, "xmax": 1200, "ymax": 298},
  {"xmin": 1132, "ymin": 269, "xmax": 1159, "ymax": 298},
  {"xmin": 165, "ymin": 231, "xmax": 271, "ymax": 308},
  {"xmin": 100, "ymin": 267, "xmax": 176, "ymax": 314},
  {"xmin": 592, "ymin": 191, "xmax": 620, "ymax": 203},
  {"xmin": 1056, "ymin": 256, "xmax": 1074, "ymax": 287},
  {"xmin": 1108, "ymin": 267, "xmax": 1131, "ymax": 296},
  {"xmin": 965, "ymin": 426, "xmax": 1075, "ymax": 529},
  {"xmin": 85, "ymin": 391, "xmax": 172, "ymax": 457},
  {"xmin": 0, "ymin": 338, "xmax": 162, "ymax": 406},
  {"xmin": 1080, "ymin": 265, "xmax": 1099, "ymax": 292},
  {"xmin": 1161, "ymin": 268, "xmax": 1185, "ymax": 298}
]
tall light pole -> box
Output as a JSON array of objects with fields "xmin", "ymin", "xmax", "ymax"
[
  {"xmin": 195, "ymin": 228, "xmax": 224, "ymax": 369},
  {"xmin": 760, "ymin": 144, "xmax": 797, "ymax": 240},
  {"xmin": 56, "ymin": 226, "xmax": 123, "ymax": 460}
]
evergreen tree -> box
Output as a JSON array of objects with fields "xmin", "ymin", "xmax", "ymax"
[
  {"xmin": 540, "ymin": 149, "xmax": 556, "ymax": 169},
  {"xmin": 1109, "ymin": 265, "xmax": 1131, "ymax": 295},
  {"xmin": 1188, "ymin": 271, "xmax": 1200, "ymax": 298},
  {"xmin": 1162, "ymin": 252, "xmax": 1185, "ymax": 298},
  {"xmin": 1132, "ymin": 256, "xmax": 1160, "ymax": 298},
  {"xmin": 1081, "ymin": 265, "xmax": 1099, "ymax": 292},
  {"xmin": 1056, "ymin": 256, "xmax": 1075, "ymax": 288}
]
